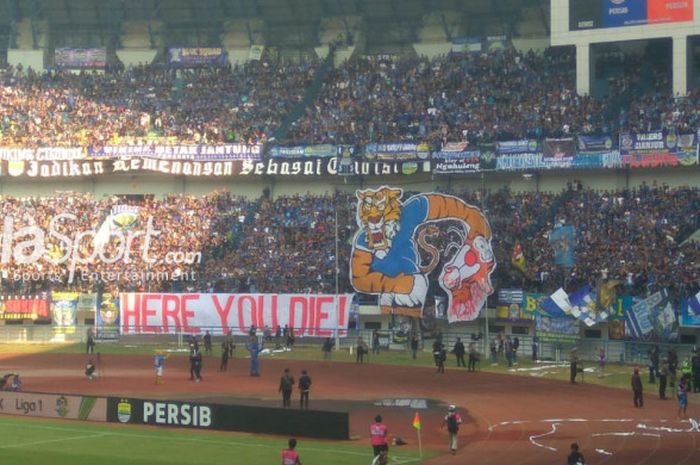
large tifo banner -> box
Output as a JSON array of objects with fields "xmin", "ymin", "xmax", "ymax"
[
  {"xmin": 119, "ymin": 293, "xmax": 353, "ymax": 337},
  {"xmin": 349, "ymin": 187, "xmax": 495, "ymax": 322}
]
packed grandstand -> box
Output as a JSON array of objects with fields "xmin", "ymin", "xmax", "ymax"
[
  {"xmin": 0, "ymin": 186, "xmax": 698, "ymax": 307},
  {"xmin": 0, "ymin": 0, "xmax": 698, "ymax": 334},
  {"xmin": 1, "ymin": 48, "xmax": 700, "ymax": 148}
]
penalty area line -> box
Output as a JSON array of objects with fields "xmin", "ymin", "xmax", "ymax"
[{"xmin": 0, "ymin": 432, "xmax": 110, "ymax": 449}]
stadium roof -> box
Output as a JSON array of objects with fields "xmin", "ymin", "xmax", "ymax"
[{"xmin": 0, "ymin": 0, "xmax": 547, "ymax": 49}]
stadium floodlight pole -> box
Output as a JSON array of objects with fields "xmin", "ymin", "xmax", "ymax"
[{"xmin": 335, "ymin": 206, "xmax": 341, "ymax": 351}]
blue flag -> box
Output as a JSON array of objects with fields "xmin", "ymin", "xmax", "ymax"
[
  {"xmin": 549, "ymin": 225, "xmax": 576, "ymax": 267},
  {"xmin": 680, "ymin": 291, "xmax": 700, "ymax": 327},
  {"xmin": 541, "ymin": 288, "xmax": 571, "ymax": 318}
]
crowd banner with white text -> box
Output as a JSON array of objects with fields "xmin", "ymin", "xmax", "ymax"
[
  {"xmin": 119, "ymin": 293, "xmax": 353, "ymax": 337},
  {"xmin": 167, "ymin": 47, "xmax": 228, "ymax": 67},
  {"xmin": 0, "ymin": 147, "xmax": 85, "ymax": 161},
  {"xmin": 364, "ymin": 142, "xmax": 430, "ymax": 161},
  {"xmin": 0, "ymin": 159, "xmax": 241, "ymax": 177},
  {"xmin": 619, "ymin": 131, "xmax": 698, "ymax": 167},
  {"xmin": 432, "ymin": 142, "xmax": 481, "ymax": 174},
  {"xmin": 0, "ymin": 157, "xmax": 432, "ymax": 178},
  {"xmin": 55, "ymin": 47, "xmax": 107, "ymax": 69},
  {"xmin": 496, "ymin": 139, "xmax": 540, "ymax": 155},
  {"xmin": 87, "ymin": 144, "xmax": 262, "ymax": 160}
]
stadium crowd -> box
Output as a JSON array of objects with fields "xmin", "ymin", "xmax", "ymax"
[
  {"xmin": 1, "ymin": 47, "xmax": 699, "ymax": 148},
  {"xmin": 1, "ymin": 186, "xmax": 698, "ymax": 305},
  {"xmin": 287, "ymin": 48, "xmax": 611, "ymax": 145},
  {"xmin": 0, "ymin": 46, "xmax": 699, "ymax": 304},
  {"xmin": 0, "ymin": 59, "xmax": 316, "ymax": 148}
]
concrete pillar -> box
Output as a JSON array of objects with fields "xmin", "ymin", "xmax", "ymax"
[
  {"xmin": 576, "ymin": 43, "xmax": 590, "ymax": 96},
  {"xmin": 672, "ymin": 36, "xmax": 688, "ymax": 97}
]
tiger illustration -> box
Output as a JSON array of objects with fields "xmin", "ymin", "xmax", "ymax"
[{"xmin": 350, "ymin": 187, "xmax": 495, "ymax": 321}]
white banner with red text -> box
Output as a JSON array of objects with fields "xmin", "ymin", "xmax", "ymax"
[{"xmin": 119, "ymin": 293, "xmax": 353, "ymax": 337}]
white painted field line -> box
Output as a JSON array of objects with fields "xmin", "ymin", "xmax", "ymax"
[
  {"xmin": 0, "ymin": 419, "xmax": 420, "ymax": 462},
  {"xmin": 592, "ymin": 432, "xmax": 660, "ymax": 438},
  {"xmin": 0, "ymin": 432, "xmax": 109, "ymax": 449},
  {"xmin": 528, "ymin": 422, "xmax": 559, "ymax": 452}
]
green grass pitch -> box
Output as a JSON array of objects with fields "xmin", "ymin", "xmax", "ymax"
[{"xmin": 0, "ymin": 415, "xmax": 428, "ymax": 465}]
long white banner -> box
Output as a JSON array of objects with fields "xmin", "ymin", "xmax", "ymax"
[{"xmin": 119, "ymin": 293, "xmax": 353, "ymax": 337}]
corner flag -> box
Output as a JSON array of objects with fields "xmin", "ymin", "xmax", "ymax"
[{"xmin": 412, "ymin": 412, "xmax": 421, "ymax": 430}]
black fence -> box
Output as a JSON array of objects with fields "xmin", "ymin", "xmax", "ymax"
[{"xmin": 107, "ymin": 397, "xmax": 349, "ymax": 439}]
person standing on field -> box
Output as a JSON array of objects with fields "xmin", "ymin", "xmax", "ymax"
[
  {"xmin": 298, "ymin": 369, "xmax": 312, "ymax": 409},
  {"xmin": 632, "ymin": 366, "xmax": 643, "ymax": 407},
  {"xmin": 279, "ymin": 367, "xmax": 295, "ymax": 408},
  {"xmin": 453, "ymin": 337, "xmax": 466, "ymax": 368},
  {"xmin": 566, "ymin": 442, "xmax": 585, "ymax": 465},
  {"xmin": 441, "ymin": 405, "xmax": 462, "ymax": 455},
  {"xmin": 281, "ymin": 438, "xmax": 301, "ymax": 465},
  {"xmin": 369, "ymin": 415, "xmax": 389, "ymax": 459},
  {"xmin": 153, "ymin": 351, "xmax": 168, "ymax": 385},
  {"xmin": 410, "ymin": 333, "xmax": 419, "ymax": 360},
  {"xmin": 86, "ymin": 327, "xmax": 96, "ymax": 354}
]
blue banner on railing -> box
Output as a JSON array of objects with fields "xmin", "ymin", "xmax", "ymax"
[
  {"xmin": 577, "ymin": 134, "xmax": 614, "ymax": 153},
  {"xmin": 167, "ymin": 47, "xmax": 228, "ymax": 67},
  {"xmin": 495, "ymin": 153, "xmax": 572, "ymax": 170},
  {"xmin": 619, "ymin": 130, "xmax": 698, "ymax": 167},
  {"xmin": 535, "ymin": 314, "xmax": 580, "ymax": 342},
  {"xmin": 571, "ymin": 151, "xmax": 622, "ymax": 168}
]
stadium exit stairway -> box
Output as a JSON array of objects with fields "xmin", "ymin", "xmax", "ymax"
[{"xmin": 272, "ymin": 46, "xmax": 336, "ymax": 142}]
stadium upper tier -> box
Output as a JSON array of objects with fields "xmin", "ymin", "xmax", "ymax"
[
  {"xmin": 0, "ymin": 186, "xmax": 697, "ymax": 304},
  {"xmin": 1, "ymin": 48, "xmax": 699, "ymax": 148}
]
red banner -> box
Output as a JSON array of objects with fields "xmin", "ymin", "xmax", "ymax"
[
  {"xmin": 119, "ymin": 293, "xmax": 353, "ymax": 337},
  {"xmin": 0, "ymin": 295, "xmax": 50, "ymax": 320},
  {"xmin": 647, "ymin": 0, "xmax": 693, "ymax": 23}
]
